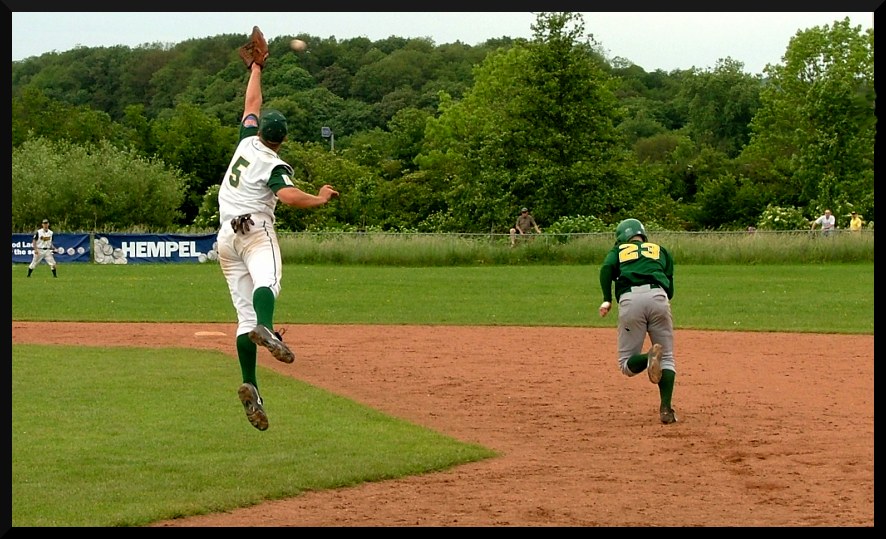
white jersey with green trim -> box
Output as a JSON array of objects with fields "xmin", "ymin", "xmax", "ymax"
[
  {"xmin": 33, "ymin": 228, "xmax": 54, "ymax": 250},
  {"xmin": 218, "ymin": 136, "xmax": 295, "ymax": 225}
]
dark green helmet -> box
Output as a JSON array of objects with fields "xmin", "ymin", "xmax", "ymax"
[
  {"xmin": 259, "ymin": 109, "xmax": 288, "ymax": 143},
  {"xmin": 615, "ymin": 218, "xmax": 647, "ymax": 243}
]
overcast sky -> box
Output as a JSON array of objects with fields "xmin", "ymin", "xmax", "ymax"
[{"xmin": 10, "ymin": 11, "xmax": 876, "ymax": 74}]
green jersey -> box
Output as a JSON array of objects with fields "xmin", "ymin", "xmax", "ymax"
[{"xmin": 599, "ymin": 240, "xmax": 675, "ymax": 303}]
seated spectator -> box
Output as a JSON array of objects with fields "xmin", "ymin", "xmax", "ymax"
[{"xmin": 510, "ymin": 207, "xmax": 541, "ymax": 247}]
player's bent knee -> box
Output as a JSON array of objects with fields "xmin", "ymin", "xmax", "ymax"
[{"xmin": 618, "ymin": 359, "xmax": 636, "ymax": 377}]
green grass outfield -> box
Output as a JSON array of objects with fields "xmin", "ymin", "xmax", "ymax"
[
  {"xmin": 12, "ymin": 263, "xmax": 874, "ymax": 333},
  {"xmin": 11, "ymin": 263, "xmax": 873, "ymax": 526}
]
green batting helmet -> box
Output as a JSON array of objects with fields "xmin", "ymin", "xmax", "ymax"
[
  {"xmin": 259, "ymin": 109, "xmax": 288, "ymax": 143},
  {"xmin": 615, "ymin": 218, "xmax": 648, "ymax": 243}
]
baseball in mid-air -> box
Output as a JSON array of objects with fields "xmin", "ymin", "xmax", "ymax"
[{"xmin": 290, "ymin": 39, "xmax": 307, "ymax": 52}]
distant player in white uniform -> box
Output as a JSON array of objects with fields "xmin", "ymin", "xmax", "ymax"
[
  {"xmin": 28, "ymin": 218, "xmax": 58, "ymax": 278},
  {"xmin": 218, "ymin": 34, "xmax": 339, "ymax": 431}
]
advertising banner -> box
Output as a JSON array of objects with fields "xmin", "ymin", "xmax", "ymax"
[
  {"xmin": 12, "ymin": 233, "xmax": 219, "ymax": 264},
  {"xmin": 11, "ymin": 233, "xmax": 92, "ymax": 264},
  {"xmin": 92, "ymin": 233, "xmax": 218, "ymax": 264}
]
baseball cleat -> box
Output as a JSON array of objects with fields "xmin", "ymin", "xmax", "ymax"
[
  {"xmin": 660, "ymin": 406, "xmax": 678, "ymax": 425},
  {"xmin": 238, "ymin": 382, "xmax": 268, "ymax": 431},
  {"xmin": 249, "ymin": 324, "xmax": 295, "ymax": 364},
  {"xmin": 647, "ymin": 343, "xmax": 663, "ymax": 384}
]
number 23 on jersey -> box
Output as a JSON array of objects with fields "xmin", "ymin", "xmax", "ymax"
[{"xmin": 618, "ymin": 242, "xmax": 661, "ymax": 263}]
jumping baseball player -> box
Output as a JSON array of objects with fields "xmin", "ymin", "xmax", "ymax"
[
  {"xmin": 218, "ymin": 27, "xmax": 338, "ymax": 431},
  {"xmin": 598, "ymin": 218, "xmax": 677, "ymax": 424},
  {"xmin": 27, "ymin": 218, "xmax": 58, "ymax": 278}
]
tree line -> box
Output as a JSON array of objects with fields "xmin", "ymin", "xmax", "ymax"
[{"xmin": 11, "ymin": 12, "xmax": 874, "ymax": 234}]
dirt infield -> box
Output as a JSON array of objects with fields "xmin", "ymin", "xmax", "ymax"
[{"xmin": 12, "ymin": 322, "xmax": 874, "ymax": 527}]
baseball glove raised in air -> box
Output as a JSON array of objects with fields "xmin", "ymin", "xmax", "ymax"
[{"xmin": 238, "ymin": 26, "xmax": 269, "ymax": 69}]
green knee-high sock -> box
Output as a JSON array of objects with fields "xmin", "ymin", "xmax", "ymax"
[
  {"xmin": 626, "ymin": 352, "xmax": 648, "ymax": 374},
  {"xmin": 658, "ymin": 369, "xmax": 676, "ymax": 409},
  {"xmin": 253, "ymin": 286, "xmax": 275, "ymax": 329},
  {"xmin": 237, "ymin": 333, "xmax": 259, "ymax": 387}
]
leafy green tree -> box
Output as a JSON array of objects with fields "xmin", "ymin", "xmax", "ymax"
[
  {"xmin": 545, "ymin": 214, "xmax": 609, "ymax": 234},
  {"xmin": 351, "ymin": 46, "xmax": 432, "ymax": 103},
  {"xmin": 419, "ymin": 12, "xmax": 636, "ymax": 232},
  {"xmin": 12, "ymin": 87, "xmax": 133, "ymax": 149},
  {"xmin": 335, "ymin": 97, "xmax": 386, "ymax": 137},
  {"xmin": 276, "ymin": 143, "xmax": 374, "ymax": 231},
  {"xmin": 177, "ymin": 67, "xmax": 249, "ymax": 125},
  {"xmin": 193, "ymin": 183, "xmax": 222, "ymax": 230},
  {"xmin": 334, "ymin": 107, "xmax": 437, "ymax": 230},
  {"xmin": 689, "ymin": 172, "xmax": 767, "ymax": 230},
  {"xmin": 150, "ymin": 103, "xmax": 234, "ymax": 222},
  {"xmin": 261, "ymin": 55, "xmax": 318, "ymax": 98},
  {"xmin": 329, "ymin": 36, "xmax": 376, "ymax": 80},
  {"xmin": 679, "ymin": 58, "xmax": 762, "ymax": 158},
  {"xmin": 609, "ymin": 64, "xmax": 690, "ymax": 132},
  {"xmin": 12, "ymin": 87, "xmax": 69, "ymax": 146},
  {"xmin": 287, "ymin": 35, "xmax": 345, "ymax": 84},
  {"xmin": 386, "ymin": 107, "xmax": 433, "ymax": 168},
  {"xmin": 616, "ymin": 100, "xmax": 668, "ymax": 146},
  {"xmin": 342, "ymin": 107, "xmax": 433, "ymax": 180},
  {"xmin": 11, "ymin": 20, "xmax": 874, "ymax": 233},
  {"xmin": 417, "ymin": 62, "xmax": 514, "ymax": 232},
  {"xmin": 316, "ymin": 63, "xmax": 353, "ymax": 97},
  {"xmin": 120, "ymin": 104, "xmax": 153, "ymax": 154},
  {"xmin": 18, "ymin": 48, "xmax": 91, "ymax": 106},
  {"xmin": 632, "ymin": 132, "xmax": 687, "ymax": 165},
  {"xmin": 12, "ymin": 138, "xmax": 185, "ymax": 232},
  {"xmin": 741, "ymin": 18, "xmax": 874, "ymax": 218},
  {"xmin": 120, "ymin": 46, "xmax": 176, "ymax": 114},
  {"xmin": 33, "ymin": 45, "xmax": 132, "ymax": 119},
  {"xmin": 372, "ymin": 86, "xmax": 421, "ymax": 125},
  {"xmin": 374, "ymin": 169, "xmax": 451, "ymax": 231},
  {"xmin": 516, "ymin": 12, "xmax": 634, "ymax": 222},
  {"xmin": 683, "ymin": 145, "xmax": 733, "ymax": 203},
  {"xmin": 429, "ymin": 41, "xmax": 486, "ymax": 88}
]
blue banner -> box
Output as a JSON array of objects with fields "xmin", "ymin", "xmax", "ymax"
[
  {"xmin": 11, "ymin": 233, "xmax": 92, "ymax": 263},
  {"xmin": 12, "ymin": 233, "xmax": 219, "ymax": 264},
  {"xmin": 92, "ymin": 233, "xmax": 218, "ymax": 264}
]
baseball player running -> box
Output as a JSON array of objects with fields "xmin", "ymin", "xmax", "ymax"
[
  {"xmin": 28, "ymin": 218, "xmax": 58, "ymax": 278},
  {"xmin": 218, "ymin": 27, "xmax": 339, "ymax": 431},
  {"xmin": 598, "ymin": 218, "xmax": 677, "ymax": 424}
]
